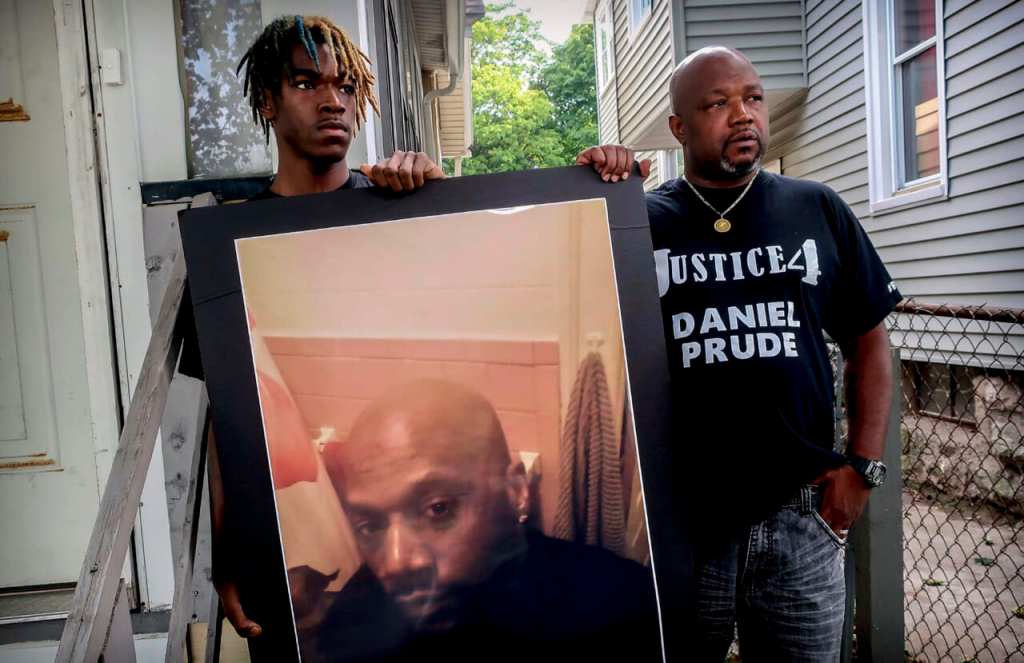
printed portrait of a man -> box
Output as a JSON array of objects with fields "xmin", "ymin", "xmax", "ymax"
[{"xmin": 235, "ymin": 199, "xmax": 664, "ymax": 661}]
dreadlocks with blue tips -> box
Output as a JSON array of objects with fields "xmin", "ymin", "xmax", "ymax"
[{"xmin": 237, "ymin": 15, "xmax": 380, "ymax": 143}]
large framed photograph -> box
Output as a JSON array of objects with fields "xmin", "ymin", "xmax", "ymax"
[{"xmin": 180, "ymin": 167, "xmax": 687, "ymax": 662}]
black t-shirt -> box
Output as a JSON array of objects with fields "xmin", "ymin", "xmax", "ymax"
[
  {"xmin": 178, "ymin": 170, "xmax": 373, "ymax": 380},
  {"xmin": 646, "ymin": 171, "xmax": 900, "ymax": 529},
  {"xmin": 308, "ymin": 532, "xmax": 662, "ymax": 663}
]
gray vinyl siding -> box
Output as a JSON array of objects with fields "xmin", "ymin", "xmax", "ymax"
[
  {"xmin": 765, "ymin": 0, "xmax": 1024, "ymax": 367},
  {"xmin": 601, "ymin": 0, "xmax": 807, "ymax": 149},
  {"xmin": 678, "ymin": 0, "xmax": 807, "ymax": 150},
  {"xmin": 611, "ymin": 0, "xmax": 675, "ymax": 145},
  {"xmin": 597, "ymin": 75, "xmax": 620, "ymax": 143},
  {"xmin": 682, "ymin": 0, "xmax": 806, "ymax": 91},
  {"xmin": 589, "ymin": 0, "xmax": 1022, "ymax": 368},
  {"xmin": 640, "ymin": 150, "xmax": 661, "ymax": 191},
  {"xmin": 771, "ymin": 0, "xmax": 869, "ymax": 214},
  {"xmin": 772, "ymin": 0, "xmax": 1024, "ymax": 311}
]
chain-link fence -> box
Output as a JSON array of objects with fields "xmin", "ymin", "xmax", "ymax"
[{"xmin": 889, "ymin": 301, "xmax": 1024, "ymax": 663}]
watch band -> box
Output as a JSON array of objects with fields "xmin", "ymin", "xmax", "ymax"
[{"xmin": 847, "ymin": 454, "xmax": 887, "ymax": 488}]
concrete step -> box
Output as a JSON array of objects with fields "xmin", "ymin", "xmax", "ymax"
[
  {"xmin": 0, "ymin": 585, "xmax": 75, "ymax": 626},
  {"xmin": 0, "ymin": 584, "xmax": 168, "ymax": 649}
]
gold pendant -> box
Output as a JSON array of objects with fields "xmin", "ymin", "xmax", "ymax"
[{"xmin": 713, "ymin": 218, "xmax": 731, "ymax": 233}]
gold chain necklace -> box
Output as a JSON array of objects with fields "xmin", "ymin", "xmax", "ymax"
[{"xmin": 682, "ymin": 169, "xmax": 760, "ymax": 233}]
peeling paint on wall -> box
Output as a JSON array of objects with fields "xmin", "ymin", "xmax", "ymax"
[{"xmin": 0, "ymin": 456, "xmax": 57, "ymax": 470}]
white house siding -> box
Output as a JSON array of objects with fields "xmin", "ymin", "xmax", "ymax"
[
  {"xmin": 611, "ymin": 0, "xmax": 676, "ymax": 146},
  {"xmin": 410, "ymin": 0, "xmax": 447, "ymax": 68}
]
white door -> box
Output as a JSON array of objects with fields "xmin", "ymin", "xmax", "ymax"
[{"xmin": 0, "ymin": 0, "xmax": 112, "ymax": 587}]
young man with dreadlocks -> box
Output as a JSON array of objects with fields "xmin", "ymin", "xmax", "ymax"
[
  {"xmin": 195, "ymin": 14, "xmax": 445, "ymax": 646},
  {"xmin": 238, "ymin": 14, "xmax": 443, "ymax": 196}
]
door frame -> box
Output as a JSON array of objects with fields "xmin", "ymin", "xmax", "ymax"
[
  {"xmin": 50, "ymin": 2, "xmax": 122, "ymax": 489},
  {"xmin": 74, "ymin": 0, "xmax": 183, "ymax": 610},
  {"xmin": 51, "ymin": 0, "xmax": 180, "ymax": 610}
]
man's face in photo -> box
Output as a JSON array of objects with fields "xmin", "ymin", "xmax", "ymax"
[
  {"xmin": 325, "ymin": 388, "xmax": 524, "ymax": 632},
  {"xmin": 262, "ymin": 42, "xmax": 358, "ymax": 164}
]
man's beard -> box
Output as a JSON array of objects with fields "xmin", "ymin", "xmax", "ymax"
[{"xmin": 718, "ymin": 139, "xmax": 764, "ymax": 178}]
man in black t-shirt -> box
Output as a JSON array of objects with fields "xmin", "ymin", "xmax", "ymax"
[
  {"xmin": 184, "ymin": 15, "xmax": 445, "ymax": 640},
  {"xmin": 578, "ymin": 47, "xmax": 899, "ymax": 661}
]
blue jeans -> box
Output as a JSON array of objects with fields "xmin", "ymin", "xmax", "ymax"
[{"xmin": 693, "ymin": 486, "xmax": 847, "ymax": 662}]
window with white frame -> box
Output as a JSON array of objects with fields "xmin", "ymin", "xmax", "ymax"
[
  {"xmin": 596, "ymin": 2, "xmax": 615, "ymax": 93},
  {"xmin": 629, "ymin": 0, "xmax": 653, "ymax": 37},
  {"xmin": 658, "ymin": 150, "xmax": 678, "ymax": 184},
  {"xmin": 180, "ymin": 0, "xmax": 272, "ymax": 178},
  {"xmin": 894, "ymin": 1, "xmax": 941, "ymax": 184},
  {"xmin": 656, "ymin": 149, "xmax": 686, "ymax": 184},
  {"xmin": 863, "ymin": 0, "xmax": 947, "ymax": 212}
]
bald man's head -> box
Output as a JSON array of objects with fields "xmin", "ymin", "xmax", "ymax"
[
  {"xmin": 333, "ymin": 380, "xmax": 512, "ymax": 482},
  {"xmin": 323, "ymin": 380, "xmax": 528, "ymax": 632},
  {"xmin": 669, "ymin": 47, "xmax": 756, "ymax": 116},
  {"xmin": 667, "ymin": 46, "xmax": 768, "ymax": 186}
]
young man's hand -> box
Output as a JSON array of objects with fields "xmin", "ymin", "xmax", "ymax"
[
  {"xmin": 576, "ymin": 145, "xmax": 651, "ymax": 182},
  {"xmin": 216, "ymin": 579, "xmax": 263, "ymax": 638},
  {"xmin": 360, "ymin": 151, "xmax": 445, "ymax": 192}
]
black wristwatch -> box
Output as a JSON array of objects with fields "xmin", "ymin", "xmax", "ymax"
[{"xmin": 847, "ymin": 454, "xmax": 887, "ymax": 488}]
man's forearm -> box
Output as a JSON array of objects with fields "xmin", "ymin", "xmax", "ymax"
[{"xmin": 844, "ymin": 321, "xmax": 893, "ymax": 460}]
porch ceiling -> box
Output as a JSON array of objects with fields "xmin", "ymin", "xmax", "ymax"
[
  {"xmin": 411, "ymin": 0, "xmax": 484, "ymax": 72},
  {"xmin": 411, "ymin": 0, "xmax": 448, "ymax": 70}
]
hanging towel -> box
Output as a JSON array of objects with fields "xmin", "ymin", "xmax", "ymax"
[{"xmin": 553, "ymin": 351, "xmax": 626, "ymax": 556}]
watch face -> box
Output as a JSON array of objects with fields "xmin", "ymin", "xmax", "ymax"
[{"xmin": 866, "ymin": 462, "xmax": 887, "ymax": 487}]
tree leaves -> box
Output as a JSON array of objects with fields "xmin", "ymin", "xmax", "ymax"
[{"xmin": 460, "ymin": 3, "xmax": 598, "ymax": 175}]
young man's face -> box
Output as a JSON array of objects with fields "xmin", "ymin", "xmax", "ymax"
[{"xmin": 262, "ymin": 43, "xmax": 358, "ymax": 164}]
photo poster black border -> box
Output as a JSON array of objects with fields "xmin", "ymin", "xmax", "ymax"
[{"xmin": 179, "ymin": 165, "xmax": 692, "ymax": 662}]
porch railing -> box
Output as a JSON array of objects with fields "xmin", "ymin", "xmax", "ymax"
[{"xmin": 55, "ymin": 193, "xmax": 217, "ymax": 663}]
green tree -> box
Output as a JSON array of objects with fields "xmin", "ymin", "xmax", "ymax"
[
  {"xmin": 465, "ymin": 61, "xmax": 565, "ymax": 174},
  {"xmin": 536, "ymin": 23, "xmax": 599, "ymax": 165},
  {"xmin": 458, "ymin": 3, "xmax": 598, "ymax": 176},
  {"xmin": 470, "ymin": 2, "xmax": 548, "ymax": 76}
]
